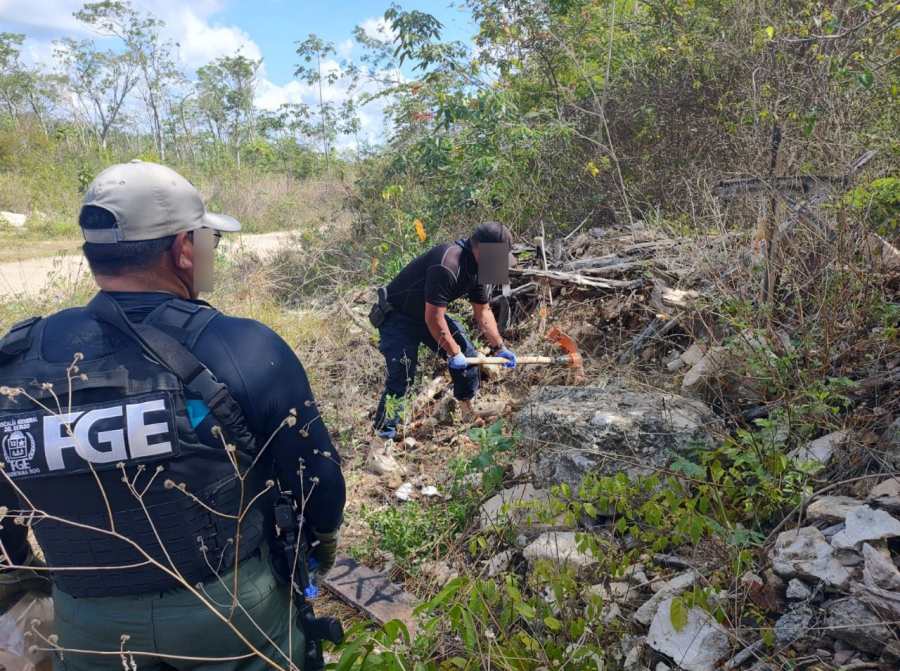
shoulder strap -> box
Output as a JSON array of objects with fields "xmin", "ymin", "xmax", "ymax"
[
  {"xmin": 0, "ymin": 316, "xmax": 42, "ymax": 364},
  {"xmin": 144, "ymin": 298, "xmax": 220, "ymax": 349},
  {"xmin": 86, "ymin": 293, "xmax": 251, "ymax": 444}
]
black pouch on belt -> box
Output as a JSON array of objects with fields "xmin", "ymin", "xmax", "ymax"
[{"xmin": 368, "ymin": 287, "xmax": 393, "ymax": 328}]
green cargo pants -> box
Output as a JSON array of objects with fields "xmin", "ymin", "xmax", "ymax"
[{"xmin": 52, "ymin": 549, "xmax": 305, "ymax": 670}]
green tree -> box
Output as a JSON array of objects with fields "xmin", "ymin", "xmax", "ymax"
[
  {"xmin": 196, "ymin": 54, "xmax": 260, "ymax": 165},
  {"xmin": 54, "ymin": 36, "xmax": 139, "ymax": 149},
  {"xmin": 294, "ymin": 34, "xmax": 340, "ymax": 171},
  {"xmin": 75, "ymin": 0, "xmax": 180, "ymax": 160}
]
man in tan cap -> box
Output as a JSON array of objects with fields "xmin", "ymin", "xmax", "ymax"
[{"xmin": 0, "ymin": 161, "xmax": 345, "ymax": 669}]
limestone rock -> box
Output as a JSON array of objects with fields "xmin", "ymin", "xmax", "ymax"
[
  {"xmin": 806, "ymin": 495, "xmax": 863, "ymax": 523},
  {"xmin": 867, "ymin": 478, "xmax": 900, "ymax": 514},
  {"xmin": 420, "ymin": 560, "xmax": 457, "ymax": 584},
  {"xmin": 480, "ymin": 484, "xmax": 550, "ymax": 528},
  {"xmin": 680, "ymin": 346, "xmax": 729, "ymax": 397},
  {"xmin": 680, "ymin": 343, "xmax": 706, "ymax": 367},
  {"xmin": 366, "ymin": 441, "xmax": 404, "ymax": 476},
  {"xmin": 646, "ymin": 597, "xmax": 731, "ymax": 671},
  {"xmin": 516, "ymin": 386, "xmax": 716, "ymax": 488},
  {"xmin": 789, "ymin": 431, "xmax": 847, "ymax": 469},
  {"xmin": 522, "ymin": 531, "xmax": 596, "ymax": 569},
  {"xmin": 862, "ymin": 543, "xmax": 900, "ymax": 591},
  {"xmin": 825, "ymin": 598, "xmax": 893, "ymax": 655},
  {"xmin": 830, "ymin": 505, "xmax": 900, "ymax": 549},
  {"xmin": 786, "ymin": 579, "xmax": 813, "ymax": 601},
  {"xmin": 633, "ymin": 571, "xmax": 698, "ymax": 626},
  {"xmin": 483, "ymin": 550, "xmax": 514, "ymax": 577},
  {"xmin": 769, "ymin": 527, "xmax": 850, "ymax": 588},
  {"xmin": 774, "ymin": 605, "xmax": 814, "ymax": 645},
  {"xmin": 0, "ymin": 211, "xmax": 26, "ymax": 229},
  {"xmin": 851, "ymin": 581, "xmax": 900, "ymax": 619}
]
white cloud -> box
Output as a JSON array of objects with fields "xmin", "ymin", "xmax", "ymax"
[
  {"xmin": 0, "ymin": 0, "xmax": 85, "ymax": 34},
  {"xmin": 1, "ymin": 0, "xmax": 262, "ymax": 69},
  {"xmin": 173, "ymin": 8, "xmax": 262, "ymax": 68},
  {"xmin": 360, "ymin": 16, "xmax": 398, "ymax": 43},
  {"xmin": 1, "ymin": 0, "xmax": 400, "ymax": 145},
  {"xmin": 337, "ymin": 38, "xmax": 354, "ymax": 59}
]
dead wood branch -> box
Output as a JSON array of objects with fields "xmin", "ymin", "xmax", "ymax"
[{"xmin": 512, "ymin": 268, "xmax": 644, "ymax": 291}]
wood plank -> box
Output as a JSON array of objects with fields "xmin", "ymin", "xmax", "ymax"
[{"xmin": 322, "ymin": 555, "xmax": 419, "ymax": 636}]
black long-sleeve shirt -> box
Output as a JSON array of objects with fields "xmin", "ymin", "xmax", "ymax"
[{"xmin": 39, "ymin": 291, "xmax": 345, "ymax": 533}]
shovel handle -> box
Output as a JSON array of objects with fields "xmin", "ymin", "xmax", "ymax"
[{"xmin": 464, "ymin": 356, "xmax": 559, "ymax": 366}]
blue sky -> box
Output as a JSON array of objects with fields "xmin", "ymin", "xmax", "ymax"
[
  {"xmin": 0, "ymin": 0, "xmax": 475, "ymax": 141},
  {"xmin": 0, "ymin": 0, "xmax": 475, "ymax": 81},
  {"xmin": 214, "ymin": 1, "xmax": 475, "ymax": 83}
]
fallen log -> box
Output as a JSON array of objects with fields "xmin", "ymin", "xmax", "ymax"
[
  {"xmin": 577, "ymin": 261, "xmax": 648, "ymax": 277},
  {"xmin": 511, "ymin": 268, "xmax": 644, "ymax": 291},
  {"xmin": 563, "ymin": 254, "xmax": 626, "ymax": 271}
]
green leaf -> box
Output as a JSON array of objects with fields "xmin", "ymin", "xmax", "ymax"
[
  {"xmin": 670, "ymin": 597, "xmax": 689, "ymax": 632},
  {"xmin": 765, "ymin": 26, "xmax": 775, "ymax": 40},
  {"xmin": 418, "ymin": 577, "xmax": 464, "ymax": 613},
  {"xmin": 516, "ymin": 602, "xmax": 536, "ymax": 619},
  {"xmin": 858, "ymin": 70, "xmax": 874, "ymax": 89},
  {"xmin": 544, "ymin": 615, "xmax": 562, "ymax": 631}
]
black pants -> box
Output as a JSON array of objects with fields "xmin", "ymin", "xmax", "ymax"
[{"xmin": 374, "ymin": 311, "xmax": 479, "ymax": 431}]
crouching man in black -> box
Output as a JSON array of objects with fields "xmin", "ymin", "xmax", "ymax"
[{"xmin": 371, "ymin": 222, "xmax": 517, "ymax": 439}]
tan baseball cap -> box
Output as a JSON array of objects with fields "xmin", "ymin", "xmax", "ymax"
[{"xmin": 80, "ymin": 160, "xmax": 241, "ymax": 243}]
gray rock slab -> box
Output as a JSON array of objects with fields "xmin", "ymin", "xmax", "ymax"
[
  {"xmin": 825, "ymin": 598, "xmax": 892, "ymax": 655},
  {"xmin": 769, "ymin": 527, "xmax": 851, "ymax": 588},
  {"xmin": 483, "ymin": 550, "xmax": 514, "ymax": 578},
  {"xmin": 868, "ymin": 478, "xmax": 900, "ymax": 514},
  {"xmin": 789, "ymin": 431, "xmax": 847, "ymax": 469},
  {"xmin": 646, "ymin": 597, "xmax": 731, "ymax": 671},
  {"xmin": 851, "ymin": 581, "xmax": 900, "ymax": 619},
  {"xmin": 774, "ymin": 605, "xmax": 814, "ymax": 645},
  {"xmin": 633, "ymin": 571, "xmax": 698, "ymax": 626},
  {"xmin": 862, "ymin": 543, "xmax": 900, "ymax": 591},
  {"xmin": 806, "ymin": 496, "xmax": 864, "ymax": 524},
  {"xmin": 480, "ymin": 484, "xmax": 550, "ymax": 528},
  {"xmin": 831, "ymin": 505, "xmax": 900, "ymax": 549},
  {"xmin": 786, "ymin": 579, "xmax": 813, "ymax": 601},
  {"xmin": 522, "ymin": 531, "xmax": 597, "ymax": 569},
  {"xmin": 516, "ymin": 386, "xmax": 717, "ymax": 488}
]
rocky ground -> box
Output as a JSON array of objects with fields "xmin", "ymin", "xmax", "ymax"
[{"xmin": 342, "ymin": 221, "xmax": 900, "ymax": 670}]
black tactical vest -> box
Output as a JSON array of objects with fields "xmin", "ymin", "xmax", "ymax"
[{"xmin": 0, "ymin": 294, "xmax": 270, "ymax": 597}]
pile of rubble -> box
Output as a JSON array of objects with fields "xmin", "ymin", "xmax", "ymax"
[{"xmin": 473, "ymin": 383, "xmax": 900, "ymax": 670}]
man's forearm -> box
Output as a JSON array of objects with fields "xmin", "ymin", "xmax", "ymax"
[
  {"xmin": 473, "ymin": 304, "xmax": 504, "ymax": 349},
  {"xmin": 425, "ymin": 306, "xmax": 460, "ymax": 355}
]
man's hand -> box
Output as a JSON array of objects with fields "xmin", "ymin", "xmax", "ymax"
[
  {"xmin": 311, "ymin": 528, "xmax": 339, "ymax": 575},
  {"xmin": 493, "ymin": 347, "xmax": 517, "ymax": 368},
  {"xmin": 448, "ymin": 352, "xmax": 468, "ymax": 370}
]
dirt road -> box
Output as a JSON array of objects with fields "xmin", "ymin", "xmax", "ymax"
[{"xmin": 0, "ymin": 231, "xmax": 294, "ymax": 300}]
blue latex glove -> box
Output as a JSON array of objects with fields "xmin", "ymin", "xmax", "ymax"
[
  {"xmin": 448, "ymin": 351, "xmax": 468, "ymax": 370},
  {"xmin": 495, "ymin": 347, "xmax": 517, "ymax": 368}
]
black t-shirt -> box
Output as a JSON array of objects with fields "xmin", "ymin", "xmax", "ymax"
[
  {"xmin": 386, "ymin": 240, "xmax": 490, "ymax": 321},
  {"xmin": 37, "ymin": 291, "xmax": 346, "ymax": 533}
]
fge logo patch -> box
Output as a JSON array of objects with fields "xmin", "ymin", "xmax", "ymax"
[
  {"xmin": 1, "ymin": 419, "xmax": 38, "ymax": 476},
  {"xmin": 0, "ymin": 393, "xmax": 179, "ymax": 480}
]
